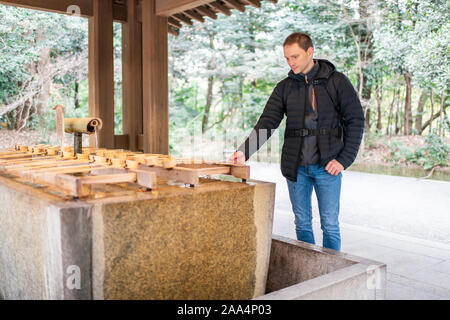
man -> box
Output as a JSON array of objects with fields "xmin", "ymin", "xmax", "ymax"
[{"xmin": 230, "ymin": 32, "xmax": 365, "ymax": 251}]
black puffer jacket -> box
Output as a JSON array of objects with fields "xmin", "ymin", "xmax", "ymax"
[{"xmin": 237, "ymin": 59, "xmax": 365, "ymax": 182}]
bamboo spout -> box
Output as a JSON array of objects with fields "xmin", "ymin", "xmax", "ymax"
[
  {"xmin": 54, "ymin": 104, "xmax": 103, "ymax": 155},
  {"xmin": 64, "ymin": 118, "xmax": 103, "ymax": 134}
]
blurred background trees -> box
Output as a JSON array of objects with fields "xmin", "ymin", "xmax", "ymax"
[{"xmin": 0, "ymin": 0, "xmax": 448, "ymax": 169}]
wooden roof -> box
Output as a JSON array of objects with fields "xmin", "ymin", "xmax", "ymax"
[
  {"xmin": 159, "ymin": 0, "xmax": 279, "ymax": 35},
  {"xmin": 0, "ymin": 0, "xmax": 278, "ymax": 36}
]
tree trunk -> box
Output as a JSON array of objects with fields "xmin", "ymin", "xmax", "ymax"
[
  {"xmin": 202, "ymin": 33, "xmax": 215, "ymax": 133},
  {"xmin": 403, "ymin": 71, "xmax": 412, "ymax": 135},
  {"xmin": 415, "ymin": 90, "xmax": 428, "ymax": 135},
  {"xmin": 16, "ymin": 99, "xmax": 32, "ymax": 132},
  {"xmin": 74, "ymin": 80, "xmax": 80, "ymax": 109},
  {"xmin": 202, "ymin": 75, "xmax": 214, "ymax": 133},
  {"xmin": 421, "ymin": 110, "xmax": 444, "ymax": 135},
  {"xmin": 376, "ymin": 80, "xmax": 382, "ymax": 131},
  {"xmin": 395, "ymin": 98, "xmax": 401, "ymax": 135},
  {"xmin": 429, "ymin": 90, "xmax": 434, "ymax": 134},
  {"xmin": 386, "ymin": 89, "xmax": 397, "ymax": 136},
  {"xmin": 34, "ymin": 31, "xmax": 51, "ymax": 127},
  {"xmin": 439, "ymin": 90, "xmax": 445, "ymax": 136}
]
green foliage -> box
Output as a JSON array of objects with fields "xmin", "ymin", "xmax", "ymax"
[
  {"xmin": 365, "ymin": 129, "xmax": 384, "ymax": 150},
  {"xmin": 0, "ymin": 0, "xmax": 448, "ymax": 164},
  {"xmin": 385, "ymin": 134, "xmax": 449, "ymax": 170},
  {"xmin": 406, "ymin": 134, "xmax": 450, "ymax": 170}
]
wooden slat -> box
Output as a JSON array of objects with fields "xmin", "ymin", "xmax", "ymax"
[
  {"xmin": 209, "ymin": 1, "xmax": 231, "ymax": 16},
  {"xmin": 172, "ymin": 13, "xmax": 193, "ymax": 25},
  {"xmin": 0, "ymin": 149, "xmax": 21, "ymax": 156},
  {"xmin": 26, "ymin": 165, "xmax": 98, "ymax": 176},
  {"xmin": 112, "ymin": 0, "xmax": 127, "ymax": 22},
  {"xmin": 122, "ymin": 0, "xmax": 143, "ymax": 152},
  {"xmin": 138, "ymin": 164, "xmax": 201, "ymax": 185},
  {"xmin": 168, "ymin": 16, "xmax": 182, "ymax": 28},
  {"xmin": 155, "ymin": 0, "xmax": 214, "ymax": 17},
  {"xmin": 242, "ymin": 0, "xmax": 260, "ymax": 8},
  {"xmin": 77, "ymin": 172, "xmax": 137, "ymax": 185},
  {"xmin": 0, "ymin": 0, "xmax": 92, "ymax": 16},
  {"xmin": 89, "ymin": 0, "xmax": 115, "ymax": 149},
  {"xmin": 2, "ymin": 157, "xmax": 63, "ymax": 169},
  {"xmin": 0, "ymin": 153, "xmax": 36, "ymax": 161},
  {"xmin": 168, "ymin": 26, "xmax": 180, "ymax": 36},
  {"xmin": 183, "ymin": 9, "xmax": 205, "ymax": 22},
  {"xmin": 0, "ymin": 0, "xmax": 128, "ymax": 22},
  {"xmin": 142, "ymin": 0, "xmax": 169, "ymax": 155},
  {"xmin": 137, "ymin": 162, "xmax": 249, "ymax": 185},
  {"xmin": 196, "ymin": 5, "xmax": 217, "ymax": 19},
  {"xmin": 223, "ymin": 0, "xmax": 245, "ymax": 12},
  {"xmin": 5, "ymin": 159, "xmax": 88, "ymax": 171}
]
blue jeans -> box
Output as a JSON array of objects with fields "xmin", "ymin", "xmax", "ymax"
[{"xmin": 287, "ymin": 164, "xmax": 342, "ymax": 251}]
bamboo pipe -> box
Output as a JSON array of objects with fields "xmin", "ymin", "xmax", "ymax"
[{"xmin": 64, "ymin": 118, "xmax": 103, "ymax": 134}]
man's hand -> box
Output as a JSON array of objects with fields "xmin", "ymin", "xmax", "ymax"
[
  {"xmin": 325, "ymin": 159, "xmax": 344, "ymax": 176},
  {"xmin": 229, "ymin": 151, "xmax": 246, "ymax": 164}
]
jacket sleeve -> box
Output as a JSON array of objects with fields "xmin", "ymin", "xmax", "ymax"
[
  {"xmin": 237, "ymin": 82, "xmax": 286, "ymax": 161},
  {"xmin": 334, "ymin": 73, "xmax": 365, "ymax": 169}
]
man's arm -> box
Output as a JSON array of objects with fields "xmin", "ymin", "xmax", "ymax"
[
  {"xmin": 333, "ymin": 73, "xmax": 365, "ymax": 169},
  {"xmin": 232, "ymin": 83, "xmax": 286, "ymax": 163}
]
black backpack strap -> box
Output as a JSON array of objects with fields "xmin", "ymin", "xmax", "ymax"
[
  {"xmin": 314, "ymin": 73, "xmax": 344, "ymax": 124},
  {"xmin": 325, "ymin": 73, "xmax": 346, "ymax": 140},
  {"xmin": 325, "ymin": 73, "xmax": 339, "ymax": 112}
]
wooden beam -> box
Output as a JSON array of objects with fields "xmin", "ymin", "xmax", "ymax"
[
  {"xmin": 184, "ymin": 9, "xmax": 205, "ymax": 23},
  {"xmin": 223, "ymin": 0, "xmax": 246, "ymax": 12},
  {"xmin": 196, "ymin": 5, "xmax": 217, "ymax": 19},
  {"xmin": 155, "ymin": 0, "xmax": 215, "ymax": 17},
  {"xmin": 168, "ymin": 17, "xmax": 182, "ymax": 28},
  {"xmin": 242, "ymin": 0, "xmax": 260, "ymax": 8},
  {"xmin": 172, "ymin": 13, "xmax": 193, "ymax": 26},
  {"xmin": 142, "ymin": 0, "xmax": 169, "ymax": 155},
  {"xmin": 88, "ymin": 0, "xmax": 115, "ymax": 149},
  {"xmin": 122, "ymin": 0, "xmax": 143, "ymax": 151},
  {"xmin": 0, "ymin": 0, "xmax": 128, "ymax": 22},
  {"xmin": 0, "ymin": 0, "xmax": 92, "ymax": 17},
  {"xmin": 168, "ymin": 25, "xmax": 180, "ymax": 36},
  {"xmin": 209, "ymin": 1, "xmax": 231, "ymax": 16},
  {"xmin": 114, "ymin": 135, "xmax": 129, "ymax": 150},
  {"xmin": 112, "ymin": 0, "xmax": 128, "ymax": 22}
]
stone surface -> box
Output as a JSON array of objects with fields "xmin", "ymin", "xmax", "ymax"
[
  {"xmin": 0, "ymin": 173, "xmax": 275, "ymax": 300},
  {"xmin": 256, "ymin": 235, "xmax": 387, "ymax": 300}
]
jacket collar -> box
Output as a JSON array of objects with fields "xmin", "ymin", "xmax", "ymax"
[
  {"xmin": 288, "ymin": 59, "xmax": 337, "ymax": 82},
  {"xmin": 288, "ymin": 60, "xmax": 319, "ymax": 83}
]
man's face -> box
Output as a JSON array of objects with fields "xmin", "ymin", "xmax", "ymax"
[{"xmin": 283, "ymin": 43, "xmax": 314, "ymax": 75}]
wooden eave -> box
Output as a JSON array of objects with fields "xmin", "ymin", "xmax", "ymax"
[{"xmin": 0, "ymin": 0, "xmax": 278, "ymax": 35}]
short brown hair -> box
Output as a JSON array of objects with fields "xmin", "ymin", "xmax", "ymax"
[{"xmin": 283, "ymin": 32, "xmax": 314, "ymax": 51}]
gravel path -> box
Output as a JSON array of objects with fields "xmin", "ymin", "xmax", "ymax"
[{"xmin": 249, "ymin": 161, "xmax": 450, "ymax": 245}]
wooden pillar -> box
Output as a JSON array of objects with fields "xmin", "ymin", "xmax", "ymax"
[
  {"xmin": 122, "ymin": 0, "xmax": 143, "ymax": 151},
  {"xmin": 142, "ymin": 0, "xmax": 169, "ymax": 155},
  {"xmin": 88, "ymin": 0, "xmax": 115, "ymax": 149}
]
